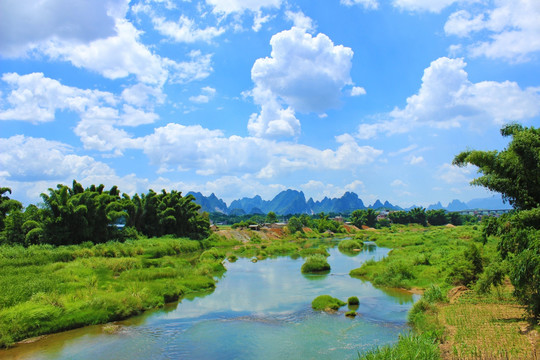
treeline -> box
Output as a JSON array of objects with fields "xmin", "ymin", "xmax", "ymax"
[{"xmin": 0, "ymin": 181, "xmax": 210, "ymax": 246}]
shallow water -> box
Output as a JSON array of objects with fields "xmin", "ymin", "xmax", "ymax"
[{"xmin": 1, "ymin": 243, "xmax": 419, "ymax": 360}]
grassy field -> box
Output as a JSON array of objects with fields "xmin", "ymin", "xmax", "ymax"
[{"xmin": 355, "ymin": 225, "xmax": 539, "ymax": 360}]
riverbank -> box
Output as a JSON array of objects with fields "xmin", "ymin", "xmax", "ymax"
[
  {"xmin": 0, "ymin": 237, "xmax": 226, "ymax": 347},
  {"xmin": 354, "ymin": 224, "xmax": 539, "ymax": 359}
]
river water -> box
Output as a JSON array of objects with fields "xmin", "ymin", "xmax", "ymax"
[{"xmin": 1, "ymin": 243, "xmax": 419, "ymax": 360}]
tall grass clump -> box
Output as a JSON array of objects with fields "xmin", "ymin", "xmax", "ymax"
[
  {"xmin": 301, "ymin": 254, "xmax": 331, "ymax": 273},
  {"xmin": 311, "ymin": 295, "xmax": 346, "ymax": 311},
  {"xmin": 338, "ymin": 239, "xmax": 363, "ymax": 253},
  {"xmin": 359, "ymin": 332, "xmax": 440, "ymax": 360}
]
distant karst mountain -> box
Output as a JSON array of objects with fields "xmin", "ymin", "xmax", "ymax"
[{"xmin": 188, "ymin": 189, "xmax": 511, "ymax": 215}]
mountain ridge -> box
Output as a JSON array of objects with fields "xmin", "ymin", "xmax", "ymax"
[{"xmin": 187, "ymin": 190, "xmax": 512, "ymax": 215}]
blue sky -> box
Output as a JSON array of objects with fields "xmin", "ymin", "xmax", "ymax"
[{"xmin": 1, "ymin": 0, "xmax": 539, "ymax": 207}]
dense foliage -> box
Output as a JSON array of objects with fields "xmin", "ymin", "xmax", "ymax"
[
  {"xmin": 455, "ymin": 124, "xmax": 540, "ymax": 321},
  {"xmin": 0, "ymin": 181, "xmax": 210, "ymax": 246}
]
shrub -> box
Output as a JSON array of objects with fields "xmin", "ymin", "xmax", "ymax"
[
  {"xmin": 348, "ymin": 296, "xmax": 360, "ymax": 306},
  {"xmin": 301, "ymin": 254, "xmax": 331, "ymax": 273},
  {"xmin": 423, "ymin": 284, "xmax": 445, "ymax": 303},
  {"xmin": 311, "ymin": 295, "xmax": 346, "ymax": 311},
  {"xmin": 338, "ymin": 239, "xmax": 363, "ymax": 253}
]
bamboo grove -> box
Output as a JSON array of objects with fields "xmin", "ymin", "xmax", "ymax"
[{"xmin": 0, "ymin": 181, "xmax": 210, "ymax": 246}]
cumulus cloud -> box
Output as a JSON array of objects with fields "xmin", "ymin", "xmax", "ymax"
[
  {"xmin": 0, "ymin": 135, "xmax": 154, "ymax": 204},
  {"xmin": 285, "ymin": 10, "xmax": 315, "ymax": 32},
  {"xmin": 0, "ymin": 0, "xmax": 126, "ymax": 57},
  {"xmin": 42, "ymin": 20, "xmax": 168, "ymax": 85},
  {"xmin": 0, "ymin": 72, "xmax": 116, "ymax": 123},
  {"xmin": 248, "ymin": 27, "xmax": 356, "ymax": 138},
  {"xmin": 444, "ymin": 0, "xmax": 540, "ymax": 62},
  {"xmin": 252, "ymin": 27, "xmax": 354, "ymax": 113},
  {"xmin": 0, "ymin": 135, "xmax": 115, "ymax": 182},
  {"xmin": 340, "ymin": 0, "xmax": 379, "ymax": 10},
  {"xmin": 166, "ymin": 50, "xmax": 214, "ymax": 84},
  {"xmin": 151, "ymin": 14, "xmax": 225, "ymax": 43},
  {"xmin": 357, "ymin": 57, "xmax": 540, "ymax": 138},
  {"xmin": 189, "ymin": 86, "xmax": 217, "ymax": 104},
  {"xmin": 140, "ymin": 123, "xmax": 382, "ymax": 177},
  {"xmin": 351, "ymin": 86, "xmax": 367, "ymax": 96}
]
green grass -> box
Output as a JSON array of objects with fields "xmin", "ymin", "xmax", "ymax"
[
  {"xmin": 301, "ymin": 254, "xmax": 331, "ymax": 273},
  {"xmin": 0, "ymin": 237, "xmax": 223, "ymax": 348},
  {"xmin": 359, "ymin": 332, "xmax": 441, "ymax": 360},
  {"xmin": 311, "ymin": 295, "xmax": 346, "ymax": 311},
  {"xmin": 338, "ymin": 239, "xmax": 363, "ymax": 253},
  {"xmin": 350, "ymin": 225, "xmax": 494, "ymax": 291}
]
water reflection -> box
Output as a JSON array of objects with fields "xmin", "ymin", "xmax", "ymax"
[{"xmin": 0, "ymin": 243, "xmax": 418, "ymax": 360}]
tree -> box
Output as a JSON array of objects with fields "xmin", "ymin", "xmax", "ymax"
[
  {"xmin": 287, "ymin": 216, "xmax": 303, "ymax": 233},
  {"xmin": 266, "ymin": 211, "xmax": 278, "ymax": 224},
  {"xmin": 453, "ymin": 123, "xmax": 540, "ymax": 210},
  {"xmin": 0, "ymin": 187, "xmax": 22, "ymax": 232},
  {"xmin": 350, "ymin": 209, "xmax": 377, "ymax": 228},
  {"xmin": 426, "ymin": 209, "xmax": 449, "ymax": 226},
  {"xmin": 455, "ymin": 124, "xmax": 540, "ymax": 321}
]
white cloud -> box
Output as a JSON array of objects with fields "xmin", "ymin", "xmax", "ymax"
[
  {"xmin": 0, "ymin": 135, "xmax": 155, "ymax": 204},
  {"xmin": 74, "ymin": 106, "xmax": 143, "ymax": 154},
  {"xmin": 408, "ymin": 155, "xmax": 425, "ymax": 165},
  {"xmin": 140, "ymin": 123, "xmax": 382, "ymax": 177},
  {"xmin": 351, "ymin": 86, "xmax": 367, "ymax": 96},
  {"xmin": 436, "ymin": 163, "xmax": 473, "ymax": 184},
  {"xmin": 41, "ymin": 19, "xmax": 167, "ymax": 85},
  {"xmin": 189, "ymin": 86, "xmax": 217, "ymax": 103},
  {"xmin": 151, "ymin": 15, "xmax": 225, "ymax": 43},
  {"xmin": 0, "ymin": 135, "xmax": 115, "ymax": 182},
  {"xmin": 248, "ymin": 27, "xmax": 356, "ymax": 138},
  {"xmin": 389, "ymin": 144, "xmax": 418, "ymax": 156},
  {"xmin": 0, "ymin": 0, "xmax": 127, "ymax": 57},
  {"xmin": 252, "ymin": 27, "xmax": 354, "ymax": 113},
  {"xmin": 166, "ymin": 50, "xmax": 214, "ymax": 84},
  {"xmin": 142, "ymin": 123, "xmax": 272, "ymax": 174},
  {"xmin": 121, "ymin": 83, "xmax": 165, "ymax": 107},
  {"xmin": 285, "ymin": 10, "xmax": 315, "ymax": 32},
  {"xmin": 340, "ymin": 0, "xmax": 379, "ymax": 10},
  {"xmin": 0, "ymin": 72, "xmax": 115, "ymax": 123},
  {"xmin": 247, "ymin": 90, "xmax": 301, "ymax": 138},
  {"xmin": 391, "ymin": 179, "xmax": 406, "ymax": 187},
  {"xmin": 444, "ymin": 0, "xmax": 540, "ymax": 62},
  {"xmin": 357, "ymin": 57, "xmax": 540, "ymax": 138},
  {"xmin": 119, "ymin": 105, "xmax": 159, "ymax": 126},
  {"xmin": 252, "ymin": 11, "xmax": 272, "ymax": 32},
  {"xmin": 206, "ymin": 0, "xmax": 282, "ymax": 14},
  {"xmin": 444, "ymin": 10, "xmax": 485, "ymax": 37}
]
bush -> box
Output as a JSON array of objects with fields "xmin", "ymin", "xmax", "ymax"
[
  {"xmin": 423, "ymin": 284, "xmax": 445, "ymax": 303},
  {"xmin": 311, "ymin": 295, "xmax": 346, "ymax": 311},
  {"xmin": 301, "ymin": 254, "xmax": 331, "ymax": 273},
  {"xmin": 348, "ymin": 296, "xmax": 360, "ymax": 306},
  {"xmin": 338, "ymin": 239, "xmax": 363, "ymax": 253}
]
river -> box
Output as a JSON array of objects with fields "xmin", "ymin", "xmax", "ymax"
[{"xmin": 0, "ymin": 243, "xmax": 419, "ymax": 359}]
